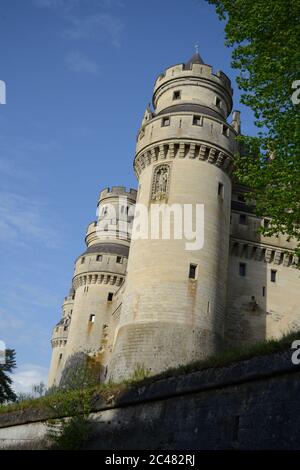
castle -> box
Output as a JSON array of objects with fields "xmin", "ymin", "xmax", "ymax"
[{"xmin": 48, "ymin": 52, "xmax": 300, "ymax": 387}]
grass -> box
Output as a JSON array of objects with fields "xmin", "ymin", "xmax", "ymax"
[
  {"xmin": 149, "ymin": 329, "xmax": 300, "ymax": 382},
  {"xmin": 0, "ymin": 330, "xmax": 298, "ymax": 417}
]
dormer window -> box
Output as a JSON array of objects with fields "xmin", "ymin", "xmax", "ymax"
[
  {"xmin": 239, "ymin": 263, "xmax": 246, "ymax": 277},
  {"xmin": 239, "ymin": 214, "xmax": 247, "ymax": 225},
  {"xmin": 216, "ymin": 97, "xmax": 222, "ymax": 108},
  {"xmin": 173, "ymin": 90, "xmax": 181, "ymax": 100},
  {"xmin": 222, "ymin": 124, "xmax": 229, "ymax": 137},
  {"xmin": 162, "ymin": 117, "xmax": 170, "ymax": 127},
  {"xmin": 189, "ymin": 263, "xmax": 198, "ymax": 280},
  {"xmin": 271, "ymin": 270, "xmax": 277, "ymax": 283},
  {"xmin": 218, "ymin": 182, "xmax": 224, "ymax": 199},
  {"xmin": 192, "ymin": 115, "xmax": 202, "ymax": 126}
]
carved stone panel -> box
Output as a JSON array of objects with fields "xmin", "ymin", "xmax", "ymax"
[{"xmin": 151, "ymin": 164, "xmax": 170, "ymax": 201}]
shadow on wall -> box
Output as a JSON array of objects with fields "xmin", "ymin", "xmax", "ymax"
[
  {"xmin": 58, "ymin": 352, "xmax": 105, "ymax": 390},
  {"xmin": 226, "ymin": 227, "xmax": 268, "ymax": 348},
  {"xmin": 84, "ymin": 350, "xmax": 300, "ymax": 450}
]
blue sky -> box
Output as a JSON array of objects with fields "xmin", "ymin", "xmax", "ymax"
[{"xmin": 0, "ymin": 0, "xmax": 256, "ymax": 393}]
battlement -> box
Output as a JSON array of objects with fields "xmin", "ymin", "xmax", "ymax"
[
  {"xmin": 63, "ymin": 289, "xmax": 75, "ymax": 304},
  {"xmin": 51, "ymin": 323, "xmax": 69, "ymax": 342},
  {"xmin": 154, "ymin": 62, "xmax": 233, "ymax": 98},
  {"xmin": 99, "ymin": 186, "xmax": 137, "ymax": 202}
]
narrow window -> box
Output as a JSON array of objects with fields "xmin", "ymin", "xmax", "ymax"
[
  {"xmin": 222, "ymin": 124, "xmax": 229, "ymax": 136},
  {"xmin": 96, "ymin": 255, "xmax": 102, "ymax": 261},
  {"xmin": 59, "ymin": 353, "xmax": 63, "ymax": 360},
  {"xmin": 216, "ymin": 97, "xmax": 221, "ymax": 108},
  {"xmin": 271, "ymin": 270, "xmax": 277, "ymax": 283},
  {"xmin": 264, "ymin": 219, "xmax": 270, "ymax": 228},
  {"xmin": 189, "ymin": 263, "xmax": 198, "ymax": 280},
  {"xmin": 207, "ymin": 301, "xmax": 210, "ymax": 313},
  {"xmin": 262, "ymin": 286, "xmax": 265, "ymax": 297},
  {"xmin": 107, "ymin": 292, "xmax": 113, "ymax": 301},
  {"xmin": 193, "ymin": 115, "xmax": 202, "ymax": 126},
  {"xmin": 239, "ymin": 263, "xmax": 246, "ymax": 277},
  {"xmin": 89, "ymin": 314, "xmax": 95, "ymax": 323},
  {"xmin": 81, "ymin": 257, "xmax": 85, "ymax": 264},
  {"xmin": 162, "ymin": 117, "xmax": 170, "ymax": 127},
  {"xmin": 173, "ymin": 90, "xmax": 181, "ymax": 100},
  {"xmin": 116, "ymin": 256, "xmax": 123, "ymax": 264},
  {"xmin": 239, "ymin": 214, "xmax": 247, "ymax": 225},
  {"xmin": 218, "ymin": 182, "xmax": 224, "ymax": 198}
]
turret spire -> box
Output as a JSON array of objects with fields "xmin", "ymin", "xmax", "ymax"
[{"xmin": 184, "ymin": 49, "xmax": 204, "ymax": 69}]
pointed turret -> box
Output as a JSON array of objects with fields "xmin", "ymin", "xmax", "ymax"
[{"xmin": 184, "ymin": 51, "xmax": 204, "ymax": 69}]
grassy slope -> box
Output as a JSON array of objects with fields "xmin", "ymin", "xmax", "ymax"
[{"xmin": 0, "ymin": 330, "xmax": 299, "ymax": 416}]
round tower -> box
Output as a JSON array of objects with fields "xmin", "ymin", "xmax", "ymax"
[
  {"xmin": 109, "ymin": 53, "xmax": 239, "ymax": 381},
  {"xmin": 48, "ymin": 289, "xmax": 74, "ymax": 387},
  {"xmin": 49, "ymin": 186, "xmax": 136, "ymax": 386}
]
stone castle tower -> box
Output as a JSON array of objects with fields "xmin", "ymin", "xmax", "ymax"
[{"xmin": 48, "ymin": 53, "xmax": 300, "ymax": 387}]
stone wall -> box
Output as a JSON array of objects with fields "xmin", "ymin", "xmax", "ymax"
[{"xmin": 1, "ymin": 349, "xmax": 300, "ymax": 450}]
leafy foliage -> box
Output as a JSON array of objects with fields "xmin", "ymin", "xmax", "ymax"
[
  {"xmin": 47, "ymin": 415, "xmax": 90, "ymax": 450},
  {"xmin": 124, "ymin": 364, "xmax": 150, "ymax": 384},
  {"xmin": 0, "ymin": 349, "xmax": 17, "ymax": 404},
  {"xmin": 46, "ymin": 353, "xmax": 101, "ymax": 449},
  {"xmin": 208, "ymin": 0, "xmax": 300, "ymax": 255}
]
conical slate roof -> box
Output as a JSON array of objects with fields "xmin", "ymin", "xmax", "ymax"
[{"xmin": 184, "ymin": 52, "xmax": 204, "ymax": 69}]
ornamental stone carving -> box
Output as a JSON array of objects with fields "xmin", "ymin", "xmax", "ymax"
[{"xmin": 151, "ymin": 164, "xmax": 170, "ymax": 201}]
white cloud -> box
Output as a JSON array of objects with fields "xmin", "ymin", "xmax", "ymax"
[
  {"xmin": 33, "ymin": 0, "xmax": 123, "ymax": 10},
  {"xmin": 65, "ymin": 51, "xmax": 101, "ymax": 76},
  {"xmin": 63, "ymin": 13, "xmax": 123, "ymax": 47},
  {"xmin": 0, "ymin": 191, "xmax": 61, "ymax": 249},
  {"xmin": 11, "ymin": 364, "xmax": 48, "ymax": 395},
  {"xmin": 32, "ymin": 0, "xmax": 79, "ymax": 9},
  {"xmin": 33, "ymin": 0, "xmax": 124, "ymax": 47}
]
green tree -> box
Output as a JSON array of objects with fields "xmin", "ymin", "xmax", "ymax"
[
  {"xmin": 32, "ymin": 381, "xmax": 46, "ymax": 397},
  {"xmin": 0, "ymin": 349, "xmax": 17, "ymax": 403},
  {"xmin": 208, "ymin": 0, "xmax": 300, "ymax": 256}
]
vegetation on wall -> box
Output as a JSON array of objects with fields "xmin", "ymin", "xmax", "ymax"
[
  {"xmin": 46, "ymin": 353, "xmax": 103, "ymax": 449},
  {"xmin": 0, "ymin": 331, "xmax": 298, "ymax": 420},
  {"xmin": 207, "ymin": 0, "xmax": 300, "ymax": 256}
]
